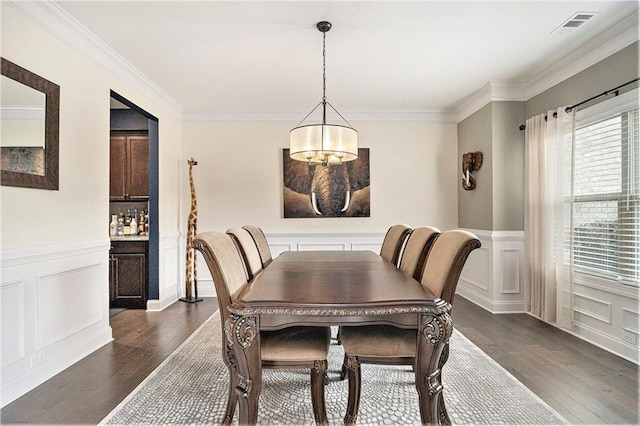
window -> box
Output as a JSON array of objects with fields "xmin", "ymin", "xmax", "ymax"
[{"xmin": 565, "ymin": 91, "xmax": 639, "ymax": 287}]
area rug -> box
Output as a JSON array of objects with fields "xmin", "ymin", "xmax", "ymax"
[{"xmin": 101, "ymin": 312, "xmax": 566, "ymax": 425}]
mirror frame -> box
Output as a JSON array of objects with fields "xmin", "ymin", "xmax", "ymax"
[{"xmin": 1, "ymin": 57, "xmax": 60, "ymax": 190}]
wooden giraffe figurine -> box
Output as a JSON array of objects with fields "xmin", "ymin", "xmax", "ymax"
[{"xmin": 183, "ymin": 157, "xmax": 200, "ymax": 302}]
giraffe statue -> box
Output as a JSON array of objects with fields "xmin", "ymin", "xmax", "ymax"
[{"xmin": 183, "ymin": 157, "xmax": 201, "ymax": 302}]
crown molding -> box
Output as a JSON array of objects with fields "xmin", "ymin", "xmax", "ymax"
[
  {"xmin": 11, "ymin": 1, "xmax": 636, "ymax": 126},
  {"xmin": 456, "ymin": 11, "xmax": 639, "ymax": 123},
  {"xmin": 7, "ymin": 0, "xmax": 183, "ymax": 119},
  {"xmin": 456, "ymin": 82, "xmax": 526, "ymax": 123},
  {"xmin": 524, "ymin": 11, "xmax": 639, "ymax": 100},
  {"xmin": 182, "ymin": 108, "xmax": 458, "ymax": 123}
]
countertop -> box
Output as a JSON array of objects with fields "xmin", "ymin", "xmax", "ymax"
[{"xmin": 110, "ymin": 235, "xmax": 149, "ymax": 242}]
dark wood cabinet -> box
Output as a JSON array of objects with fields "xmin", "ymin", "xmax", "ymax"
[
  {"xmin": 110, "ymin": 135, "xmax": 149, "ymax": 200},
  {"xmin": 109, "ymin": 240, "xmax": 148, "ymax": 309}
]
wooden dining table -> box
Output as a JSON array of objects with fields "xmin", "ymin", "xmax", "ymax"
[{"xmin": 226, "ymin": 250, "xmax": 453, "ymax": 425}]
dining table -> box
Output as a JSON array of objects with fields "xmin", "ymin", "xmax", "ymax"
[{"xmin": 225, "ymin": 250, "xmax": 453, "ymax": 425}]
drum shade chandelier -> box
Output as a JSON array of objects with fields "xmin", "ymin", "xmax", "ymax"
[{"xmin": 289, "ymin": 21, "xmax": 358, "ymax": 165}]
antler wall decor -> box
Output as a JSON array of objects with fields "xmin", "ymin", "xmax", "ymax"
[{"xmin": 461, "ymin": 151, "xmax": 483, "ymax": 191}]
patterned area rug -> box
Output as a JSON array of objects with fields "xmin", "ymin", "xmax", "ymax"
[{"xmin": 101, "ymin": 312, "xmax": 566, "ymax": 425}]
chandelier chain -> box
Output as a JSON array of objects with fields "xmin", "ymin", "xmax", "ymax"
[{"xmin": 322, "ymin": 31, "xmax": 327, "ymax": 104}]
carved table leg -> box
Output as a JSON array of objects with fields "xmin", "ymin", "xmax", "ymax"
[
  {"xmin": 437, "ymin": 341, "xmax": 451, "ymax": 424},
  {"xmin": 222, "ymin": 340, "xmax": 238, "ymax": 424},
  {"xmin": 415, "ymin": 311, "xmax": 453, "ymax": 425},
  {"xmin": 225, "ymin": 313, "xmax": 262, "ymax": 425}
]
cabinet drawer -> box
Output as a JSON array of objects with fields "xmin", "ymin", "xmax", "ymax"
[{"xmin": 110, "ymin": 240, "xmax": 147, "ymax": 254}]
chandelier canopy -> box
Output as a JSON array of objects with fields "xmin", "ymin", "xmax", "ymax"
[{"xmin": 289, "ymin": 21, "xmax": 358, "ymax": 166}]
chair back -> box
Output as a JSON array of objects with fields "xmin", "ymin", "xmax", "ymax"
[
  {"xmin": 227, "ymin": 227, "xmax": 263, "ymax": 281},
  {"xmin": 192, "ymin": 232, "xmax": 248, "ymax": 327},
  {"xmin": 243, "ymin": 225, "xmax": 273, "ymax": 267},
  {"xmin": 399, "ymin": 226, "xmax": 440, "ymax": 281},
  {"xmin": 380, "ymin": 224, "xmax": 412, "ymax": 266},
  {"xmin": 420, "ymin": 230, "xmax": 481, "ymax": 305}
]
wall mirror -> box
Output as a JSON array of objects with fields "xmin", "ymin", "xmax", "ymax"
[{"xmin": 1, "ymin": 57, "xmax": 59, "ymax": 190}]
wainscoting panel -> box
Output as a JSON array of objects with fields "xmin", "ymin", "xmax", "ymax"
[
  {"xmin": 456, "ymin": 229, "xmax": 526, "ymax": 313},
  {"xmin": 571, "ymin": 276, "xmax": 639, "ymax": 363},
  {"xmin": 270, "ymin": 243, "xmax": 293, "ymax": 257},
  {"xmin": 461, "ymin": 247, "xmax": 489, "ymax": 291},
  {"xmin": 268, "ymin": 233, "xmax": 386, "ymax": 255},
  {"xmin": 36, "ymin": 265, "xmax": 103, "ymax": 350},
  {"xmin": 501, "ymin": 249, "xmax": 521, "ymax": 294},
  {"xmin": 148, "ymin": 233, "xmax": 180, "ymax": 311},
  {"xmin": 622, "ymin": 309, "xmax": 639, "ymax": 333},
  {"xmin": 573, "ymin": 293, "xmax": 612, "ymax": 324},
  {"xmin": 0, "ymin": 240, "xmax": 113, "ymax": 407},
  {"xmin": 1, "ymin": 281, "xmax": 25, "ymax": 369},
  {"xmin": 298, "ymin": 243, "xmax": 348, "ymax": 251}
]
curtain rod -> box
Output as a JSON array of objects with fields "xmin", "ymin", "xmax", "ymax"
[{"xmin": 518, "ymin": 77, "xmax": 639, "ymax": 131}]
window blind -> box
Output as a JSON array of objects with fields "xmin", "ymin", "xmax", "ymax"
[{"xmin": 566, "ymin": 105, "xmax": 639, "ymax": 286}]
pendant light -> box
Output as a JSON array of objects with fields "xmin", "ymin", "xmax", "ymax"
[{"xmin": 289, "ymin": 21, "xmax": 358, "ymax": 165}]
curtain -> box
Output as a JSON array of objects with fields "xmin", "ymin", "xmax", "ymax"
[{"xmin": 524, "ymin": 107, "xmax": 575, "ymax": 327}]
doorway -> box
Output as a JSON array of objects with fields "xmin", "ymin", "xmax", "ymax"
[{"xmin": 109, "ymin": 91, "xmax": 159, "ymax": 308}]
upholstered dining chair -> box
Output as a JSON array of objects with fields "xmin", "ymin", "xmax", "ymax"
[
  {"xmin": 192, "ymin": 231, "xmax": 331, "ymax": 424},
  {"xmin": 226, "ymin": 227, "xmax": 263, "ymax": 282},
  {"xmin": 242, "ymin": 225, "xmax": 273, "ymax": 268},
  {"xmin": 339, "ymin": 229, "xmax": 481, "ymax": 424},
  {"xmin": 338, "ymin": 225, "xmax": 441, "ymax": 378},
  {"xmin": 379, "ymin": 224, "xmax": 412, "ymax": 266},
  {"xmin": 398, "ymin": 226, "xmax": 441, "ymax": 281}
]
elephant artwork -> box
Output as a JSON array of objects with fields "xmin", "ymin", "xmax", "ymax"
[
  {"xmin": 283, "ymin": 148, "xmax": 370, "ymax": 218},
  {"xmin": 461, "ymin": 151, "xmax": 483, "ymax": 191}
]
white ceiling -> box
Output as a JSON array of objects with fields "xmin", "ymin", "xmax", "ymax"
[{"xmin": 54, "ymin": 1, "xmax": 638, "ymax": 114}]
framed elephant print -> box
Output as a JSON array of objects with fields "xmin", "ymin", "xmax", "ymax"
[{"xmin": 283, "ymin": 148, "xmax": 370, "ymax": 218}]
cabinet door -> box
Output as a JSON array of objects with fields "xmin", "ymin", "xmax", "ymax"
[
  {"xmin": 127, "ymin": 136, "xmax": 149, "ymax": 199},
  {"xmin": 111, "ymin": 253, "xmax": 147, "ymax": 308},
  {"xmin": 109, "ymin": 136, "xmax": 126, "ymax": 200}
]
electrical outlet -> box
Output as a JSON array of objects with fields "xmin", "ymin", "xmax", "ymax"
[
  {"xmin": 621, "ymin": 330, "xmax": 638, "ymax": 346},
  {"xmin": 31, "ymin": 352, "xmax": 46, "ymax": 366}
]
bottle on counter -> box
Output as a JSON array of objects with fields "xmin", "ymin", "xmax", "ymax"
[
  {"xmin": 116, "ymin": 217, "xmax": 124, "ymax": 236},
  {"xmin": 109, "ymin": 214, "xmax": 117, "ymax": 236},
  {"xmin": 138, "ymin": 211, "xmax": 145, "ymax": 235},
  {"xmin": 130, "ymin": 215, "xmax": 138, "ymax": 235}
]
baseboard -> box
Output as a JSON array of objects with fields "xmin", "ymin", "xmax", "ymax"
[
  {"xmin": 572, "ymin": 321, "xmax": 639, "ymax": 364},
  {"xmin": 146, "ymin": 294, "xmax": 178, "ymax": 312}
]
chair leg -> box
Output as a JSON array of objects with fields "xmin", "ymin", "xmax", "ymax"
[
  {"xmin": 310, "ymin": 359, "xmax": 329, "ymax": 425},
  {"xmin": 223, "ymin": 365, "xmax": 238, "ymax": 425},
  {"xmin": 343, "ymin": 355, "xmax": 361, "ymax": 425},
  {"xmin": 339, "ymin": 352, "xmax": 348, "ymax": 380}
]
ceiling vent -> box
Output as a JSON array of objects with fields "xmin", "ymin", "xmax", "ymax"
[{"xmin": 552, "ymin": 12, "xmax": 598, "ymax": 35}]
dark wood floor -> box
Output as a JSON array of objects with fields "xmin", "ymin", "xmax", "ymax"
[
  {"xmin": 452, "ymin": 296, "xmax": 638, "ymax": 425},
  {"xmin": 1, "ymin": 296, "xmax": 637, "ymax": 425}
]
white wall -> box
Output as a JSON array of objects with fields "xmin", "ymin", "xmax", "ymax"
[
  {"xmin": 181, "ymin": 120, "xmax": 459, "ymax": 233},
  {"xmin": 0, "ymin": 4, "xmax": 183, "ymax": 405}
]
